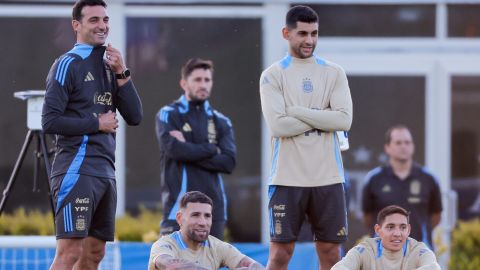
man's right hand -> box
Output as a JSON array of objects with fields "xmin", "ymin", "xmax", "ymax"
[
  {"xmin": 169, "ymin": 130, "xmax": 186, "ymax": 142},
  {"xmin": 98, "ymin": 110, "xmax": 118, "ymax": 133}
]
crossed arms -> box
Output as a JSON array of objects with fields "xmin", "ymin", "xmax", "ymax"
[
  {"xmin": 155, "ymin": 111, "xmax": 236, "ymax": 174},
  {"xmin": 259, "ymin": 66, "xmax": 352, "ymax": 138}
]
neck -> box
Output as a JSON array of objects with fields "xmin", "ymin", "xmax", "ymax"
[
  {"xmin": 389, "ymin": 159, "xmax": 412, "ymax": 180},
  {"xmin": 189, "ymin": 99, "xmax": 206, "ymax": 106}
]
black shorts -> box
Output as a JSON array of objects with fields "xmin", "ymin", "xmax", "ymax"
[
  {"xmin": 51, "ymin": 174, "xmax": 116, "ymax": 241},
  {"xmin": 268, "ymin": 184, "xmax": 347, "ymax": 243}
]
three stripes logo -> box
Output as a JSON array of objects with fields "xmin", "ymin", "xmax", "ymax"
[
  {"xmin": 63, "ymin": 203, "xmax": 74, "ymax": 233},
  {"xmin": 337, "ymin": 226, "xmax": 347, "ymax": 237},
  {"xmin": 84, "ymin": 72, "xmax": 95, "ymax": 82}
]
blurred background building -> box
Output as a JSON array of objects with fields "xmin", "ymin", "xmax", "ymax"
[{"xmin": 0, "ymin": 1, "xmax": 479, "ymax": 260}]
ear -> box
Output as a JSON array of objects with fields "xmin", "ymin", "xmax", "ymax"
[
  {"xmin": 282, "ymin": 27, "xmax": 289, "ymax": 40},
  {"xmin": 175, "ymin": 211, "xmax": 182, "ymax": 227},
  {"xmin": 72, "ymin": 20, "xmax": 80, "ymax": 32},
  {"xmin": 374, "ymin": 224, "xmax": 381, "ymax": 235},
  {"xmin": 406, "ymin": 224, "xmax": 411, "ymax": 236},
  {"xmin": 180, "ymin": 79, "xmax": 187, "ymax": 92}
]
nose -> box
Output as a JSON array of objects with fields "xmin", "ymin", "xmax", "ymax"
[
  {"xmin": 305, "ymin": 35, "xmax": 314, "ymax": 45},
  {"xmin": 197, "ymin": 216, "xmax": 208, "ymax": 226},
  {"xmin": 98, "ymin": 20, "xmax": 107, "ymax": 30}
]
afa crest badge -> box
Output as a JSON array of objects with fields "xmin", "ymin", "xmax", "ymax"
[{"xmin": 302, "ymin": 78, "xmax": 313, "ymax": 93}]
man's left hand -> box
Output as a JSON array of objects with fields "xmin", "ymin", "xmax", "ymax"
[{"xmin": 105, "ymin": 43, "xmax": 127, "ymax": 74}]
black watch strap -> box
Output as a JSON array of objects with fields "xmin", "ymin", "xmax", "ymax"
[{"xmin": 115, "ymin": 69, "xmax": 130, "ymax": 79}]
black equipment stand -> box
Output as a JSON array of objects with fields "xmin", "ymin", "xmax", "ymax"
[{"xmin": 0, "ymin": 129, "xmax": 54, "ymax": 216}]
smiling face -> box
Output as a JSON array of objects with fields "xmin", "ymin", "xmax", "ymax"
[
  {"xmin": 72, "ymin": 5, "xmax": 109, "ymax": 46},
  {"xmin": 283, "ymin": 21, "xmax": 318, "ymax": 59},
  {"xmin": 375, "ymin": 213, "xmax": 411, "ymax": 252},
  {"xmin": 177, "ymin": 202, "xmax": 212, "ymax": 244}
]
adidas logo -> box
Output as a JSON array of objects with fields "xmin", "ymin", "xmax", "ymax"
[
  {"xmin": 84, "ymin": 72, "xmax": 95, "ymax": 82},
  {"xmin": 337, "ymin": 226, "xmax": 347, "ymax": 236}
]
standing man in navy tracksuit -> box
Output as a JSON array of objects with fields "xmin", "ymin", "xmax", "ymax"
[
  {"xmin": 42, "ymin": 0, "xmax": 142, "ymax": 269},
  {"xmin": 362, "ymin": 125, "xmax": 442, "ymax": 250},
  {"xmin": 156, "ymin": 58, "xmax": 236, "ymax": 240}
]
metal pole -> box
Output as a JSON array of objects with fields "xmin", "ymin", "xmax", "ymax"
[{"xmin": 0, "ymin": 130, "xmax": 34, "ymax": 215}]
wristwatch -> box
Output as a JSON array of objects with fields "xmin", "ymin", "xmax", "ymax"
[{"xmin": 115, "ymin": 69, "xmax": 131, "ymax": 79}]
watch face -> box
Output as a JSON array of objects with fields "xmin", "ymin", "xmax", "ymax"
[{"xmin": 116, "ymin": 69, "xmax": 130, "ymax": 79}]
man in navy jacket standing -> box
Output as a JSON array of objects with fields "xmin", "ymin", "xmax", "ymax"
[
  {"xmin": 42, "ymin": 0, "xmax": 142, "ymax": 269},
  {"xmin": 156, "ymin": 58, "xmax": 236, "ymax": 240}
]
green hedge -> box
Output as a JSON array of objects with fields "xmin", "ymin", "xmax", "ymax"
[
  {"xmin": 450, "ymin": 218, "xmax": 480, "ymax": 270},
  {"xmin": 0, "ymin": 208, "xmax": 54, "ymax": 235},
  {"xmin": 0, "ymin": 207, "xmax": 162, "ymax": 242}
]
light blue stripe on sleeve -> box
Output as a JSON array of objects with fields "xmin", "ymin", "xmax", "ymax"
[
  {"xmin": 333, "ymin": 133, "xmax": 345, "ymax": 181},
  {"xmin": 167, "ymin": 166, "xmax": 188, "ymax": 220},
  {"xmin": 218, "ymin": 174, "xmax": 228, "ymax": 220},
  {"xmin": 59, "ymin": 57, "xmax": 75, "ymax": 86},
  {"xmin": 268, "ymin": 138, "xmax": 280, "ymax": 184},
  {"xmin": 55, "ymin": 56, "xmax": 71, "ymax": 83},
  {"xmin": 213, "ymin": 110, "xmax": 232, "ymax": 127},
  {"xmin": 364, "ymin": 167, "xmax": 382, "ymax": 185},
  {"xmin": 55, "ymin": 56, "xmax": 68, "ymax": 82},
  {"xmin": 159, "ymin": 106, "xmax": 173, "ymax": 123}
]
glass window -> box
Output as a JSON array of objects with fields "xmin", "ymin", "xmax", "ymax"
[
  {"xmin": 344, "ymin": 76, "xmax": 425, "ymax": 171},
  {"xmin": 0, "ymin": 18, "xmax": 73, "ymax": 212},
  {"xmin": 126, "ymin": 17, "xmax": 262, "ymax": 241},
  {"xmin": 448, "ymin": 4, "xmax": 480, "ymax": 37},
  {"xmin": 294, "ymin": 4, "xmax": 435, "ymax": 37},
  {"xmin": 451, "ymin": 76, "xmax": 480, "ymax": 220}
]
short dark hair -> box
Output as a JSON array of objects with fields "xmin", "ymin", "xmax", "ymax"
[
  {"xmin": 181, "ymin": 58, "xmax": 214, "ymax": 80},
  {"xmin": 377, "ymin": 205, "xmax": 410, "ymax": 225},
  {"xmin": 72, "ymin": 0, "xmax": 107, "ymax": 21},
  {"xmin": 286, "ymin": 5, "xmax": 319, "ymax": 29},
  {"xmin": 384, "ymin": 124, "xmax": 411, "ymax": 145},
  {"xmin": 180, "ymin": 191, "xmax": 213, "ymax": 209}
]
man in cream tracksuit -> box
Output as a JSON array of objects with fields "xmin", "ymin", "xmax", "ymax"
[
  {"xmin": 260, "ymin": 5, "xmax": 353, "ymax": 270},
  {"xmin": 332, "ymin": 205, "xmax": 440, "ymax": 270}
]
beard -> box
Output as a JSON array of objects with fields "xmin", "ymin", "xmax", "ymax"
[
  {"xmin": 187, "ymin": 92, "xmax": 209, "ymax": 104},
  {"xmin": 187, "ymin": 228, "xmax": 209, "ymax": 243},
  {"xmin": 294, "ymin": 44, "xmax": 316, "ymax": 59}
]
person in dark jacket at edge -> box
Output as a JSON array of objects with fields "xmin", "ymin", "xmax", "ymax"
[
  {"xmin": 41, "ymin": 0, "xmax": 142, "ymax": 269},
  {"xmin": 156, "ymin": 58, "xmax": 236, "ymax": 240}
]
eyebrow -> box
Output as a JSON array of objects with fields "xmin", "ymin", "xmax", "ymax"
[{"xmin": 385, "ymin": 223, "xmax": 407, "ymax": 226}]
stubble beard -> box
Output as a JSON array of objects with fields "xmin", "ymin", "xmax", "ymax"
[{"xmin": 187, "ymin": 229, "xmax": 209, "ymax": 243}]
